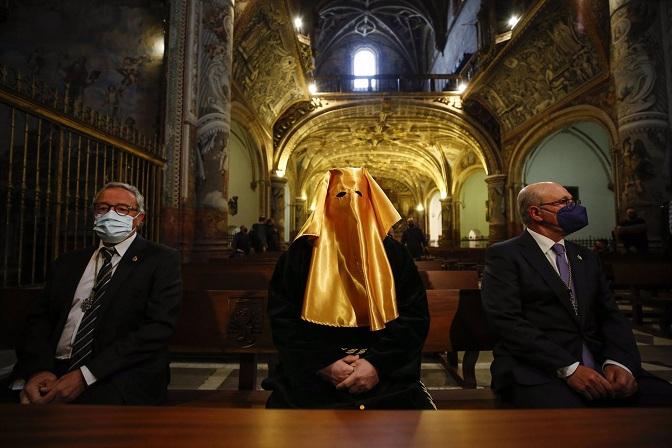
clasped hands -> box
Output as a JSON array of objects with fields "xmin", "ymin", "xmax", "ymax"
[
  {"xmin": 20, "ymin": 370, "xmax": 87, "ymax": 405},
  {"xmin": 318, "ymin": 354, "xmax": 379, "ymax": 395},
  {"xmin": 566, "ymin": 364, "xmax": 638, "ymax": 401}
]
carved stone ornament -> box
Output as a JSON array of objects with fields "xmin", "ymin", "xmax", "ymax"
[{"xmin": 471, "ymin": 2, "xmax": 605, "ymax": 135}]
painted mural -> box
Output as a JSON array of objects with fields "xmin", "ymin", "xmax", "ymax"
[{"xmin": 0, "ymin": 0, "xmax": 167, "ymax": 137}]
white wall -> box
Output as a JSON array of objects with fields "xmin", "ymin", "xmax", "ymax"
[
  {"xmin": 228, "ymin": 122, "xmax": 260, "ymax": 230},
  {"xmin": 523, "ymin": 122, "xmax": 614, "ymax": 239},
  {"xmin": 459, "ymin": 169, "xmax": 488, "ymax": 238}
]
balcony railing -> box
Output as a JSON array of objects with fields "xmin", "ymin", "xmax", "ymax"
[{"xmin": 313, "ymin": 74, "xmax": 465, "ymax": 94}]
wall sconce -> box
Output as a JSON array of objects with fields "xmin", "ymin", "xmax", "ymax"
[
  {"xmin": 508, "ymin": 15, "xmax": 520, "ymax": 29},
  {"xmin": 416, "ymin": 204, "xmax": 425, "ymax": 212},
  {"xmin": 308, "ymin": 82, "xmax": 317, "ymax": 95}
]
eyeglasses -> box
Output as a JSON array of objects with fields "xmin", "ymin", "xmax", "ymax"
[
  {"xmin": 93, "ymin": 203, "xmax": 138, "ymax": 216},
  {"xmin": 538, "ymin": 198, "xmax": 580, "ymax": 208}
]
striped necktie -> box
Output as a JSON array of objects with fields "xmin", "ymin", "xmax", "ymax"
[{"xmin": 69, "ymin": 246, "xmax": 116, "ymax": 371}]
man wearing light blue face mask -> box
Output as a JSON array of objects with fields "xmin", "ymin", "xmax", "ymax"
[
  {"xmin": 481, "ymin": 181, "xmax": 672, "ymax": 408},
  {"xmin": 13, "ymin": 182, "xmax": 182, "ymax": 405}
]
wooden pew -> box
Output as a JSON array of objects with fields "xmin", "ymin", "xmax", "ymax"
[
  {"xmin": 170, "ymin": 289, "xmax": 274, "ymax": 390},
  {"xmin": 172, "ymin": 287, "xmax": 494, "ymax": 391},
  {"xmin": 413, "ymin": 260, "xmax": 445, "ymax": 271},
  {"xmin": 181, "ymin": 266, "xmax": 274, "ymax": 290},
  {"xmin": 611, "ymin": 260, "xmax": 672, "ymax": 336},
  {"xmin": 0, "ymin": 287, "xmax": 41, "ymax": 350},
  {"xmin": 419, "ymin": 270, "xmax": 479, "ymax": 289},
  {"xmin": 425, "ymin": 289, "xmax": 494, "ymax": 388}
]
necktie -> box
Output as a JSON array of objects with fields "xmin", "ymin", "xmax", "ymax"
[
  {"xmin": 69, "ymin": 247, "xmax": 116, "ymax": 371},
  {"xmin": 551, "ymin": 243, "xmax": 596, "ymax": 369}
]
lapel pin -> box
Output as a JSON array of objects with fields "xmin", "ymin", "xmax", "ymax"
[
  {"xmin": 132, "ymin": 256, "xmax": 138, "ymax": 262},
  {"xmin": 577, "ymin": 254, "xmax": 583, "ymax": 261}
]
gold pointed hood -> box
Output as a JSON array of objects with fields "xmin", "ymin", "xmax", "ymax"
[{"xmin": 294, "ymin": 167, "xmax": 402, "ymax": 331}]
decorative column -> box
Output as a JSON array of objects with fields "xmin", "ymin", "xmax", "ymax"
[
  {"xmin": 439, "ymin": 196, "xmax": 455, "ymax": 247},
  {"xmin": 610, "ymin": 0, "xmax": 671, "ymax": 243},
  {"xmin": 293, "ymin": 196, "xmax": 307, "ymax": 238},
  {"xmin": 194, "ymin": 0, "xmax": 234, "ymax": 253},
  {"xmin": 485, "ymin": 174, "xmax": 507, "ymax": 243},
  {"xmin": 161, "ymin": 0, "xmax": 198, "ymax": 253},
  {"xmin": 270, "ymin": 176, "xmax": 288, "ymax": 244}
]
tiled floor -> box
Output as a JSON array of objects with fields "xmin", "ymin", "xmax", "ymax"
[{"xmin": 166, "ymin": 329, "xmax": 672, "ymax": 391}]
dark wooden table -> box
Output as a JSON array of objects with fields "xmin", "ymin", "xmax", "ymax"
[{"xmin": 1, "ymin": 405, "xmax": 670, "ymax": 447}]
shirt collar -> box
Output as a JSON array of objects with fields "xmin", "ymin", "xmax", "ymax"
[
  {"xmin": 526, "ymin": 227, "xmax": 565, "ymax": 255},
  {"xmin": 97, "ymin": 232, "xmax": 137, "ymax": 258}
]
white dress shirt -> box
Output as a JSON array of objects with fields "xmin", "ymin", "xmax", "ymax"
[
  {"xmin": 525, "ymin": 228, "xmax": 632, "ymax": 378},
  {"xmin": 55, "ymin": 232, "xmax": 137, "ymax": 385}
]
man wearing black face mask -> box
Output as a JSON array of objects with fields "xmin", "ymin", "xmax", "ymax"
[{"xmin": 481, "ymin": 181, "xmax": 672, "ymax": 408}]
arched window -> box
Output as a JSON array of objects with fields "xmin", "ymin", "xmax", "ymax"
[{"xmin": 353, "ymin": 48, "xmax": 377, "ymax": 91}]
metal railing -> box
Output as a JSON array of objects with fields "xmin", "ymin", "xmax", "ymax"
[
  {"xmin": 0, "ymin": 65, "xmax": 165, "ymax": 287},
  {"xmin": 313, "ymin": 73, "xmax": 464, "ymax": 93}
]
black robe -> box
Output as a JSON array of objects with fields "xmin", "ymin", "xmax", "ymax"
[{"xmin": 262, "ymin": 236, "xmax": 434, "ymax": 409}]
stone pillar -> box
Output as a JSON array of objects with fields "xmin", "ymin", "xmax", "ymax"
[
  {"xmin": 194, "ymin": 0, "xmax": 234, "ymax": 254},
  {"xmin": 161, "ymin": 0, "xmax": 197, "ymax": 254},
  {"xmin": 271, "ymin": 176, "xmax": 288, "ymax": 243},
  {"xmin": 439, "ymin": 196, "xmax": 455, "ymax": 247},
  {"xmin": 485, "ymin": 174, "xmax": 507, "ymax": 243},
  {"xmin": 293, "ymin": 197, "xmax": 307, "ymax": 238},
  {"xmin": 610, "ymin": 0, "xmax": 671, "ymax": 243}
]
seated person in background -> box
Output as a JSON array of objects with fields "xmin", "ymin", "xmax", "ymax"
[
  {"xmin": 401, "ymin": 219, "xmax": 427, "ymax": 260},
  {"xmin": 262, "ymin": 167, "xmax": 434, "ymax": 409},
  {"xmin": 12, "ymin": 182, "xmax": 182, "ymax": 405},
  {"xmin": 230, "ymin": 225, "xmax": 251, "ymax": 257},
  {"xmin": 590, "ymin": 238, "xmax": 609, "ymax": 255},
  {"xmin": 614, "ymin": 207, "xmax": 648, "ymax": 253},
  {"xmin": 251, "ymin": 216, "xmax": 268, "ymax": 253},
  {"xmin": 481, "ymin": 181, "xmax": 672, "ymax": 408}
]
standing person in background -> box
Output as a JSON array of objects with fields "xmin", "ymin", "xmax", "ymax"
[
  {"xmin": 614, "ymin": 207, "xmax": 648, "ymax": 254},
  {"xmin": 401, "ymin": 219, "xmax": 426, "ymax": 260},
  {"xmin": 251, "ymin": 216, "xmax": 268, "ymax": 253},
  {"xmin": 265, "ymin": 218, "xmax": 280, "ymax": 251}
]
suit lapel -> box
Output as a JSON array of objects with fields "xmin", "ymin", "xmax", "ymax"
[
  {"xmin": 517, "ymin": 231, "xmax": 580, "ymax": 323},
  {"xmin": 565, "ymin": 242, "xmax": 588, "ymax": 325},
  {"xmin": 96, "ymin": 236, "xmax": 150, "ymax": 317}
]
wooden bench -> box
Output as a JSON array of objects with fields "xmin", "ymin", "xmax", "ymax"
[
  {"xmin": 0, "ymin": 287, "xmax": 41, "ymax": 350},
  {"xmin": 170, "ymin": 289, "xmax": 275, "ymax": 390},
  {"xmin": 181, "ymin": 266, "xmax": 274, "ymax": 290},
  {"xmin": 419, "ymin": 270, "xmax": 479, "ymax": 289},
  {"xmin": 172, "ymin": 287, "xmax": 493, "ymax": 391},
  {"xmin": 611, "ymin": 261, "xmax": 672, "ymax": 336}
]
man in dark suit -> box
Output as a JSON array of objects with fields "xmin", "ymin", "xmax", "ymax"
[
  {"xmin": 482, "ymin": 181, "xmax": 672, "ymax": 408},
  {"xmin": 13, "ymin": 182, "xmax": 181, "ymax": 405}
]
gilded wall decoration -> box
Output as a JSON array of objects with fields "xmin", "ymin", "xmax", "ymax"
[
  {"xmin": 234, "ymin": 4, "xmax": 307, "ymax": 130},
  {"xmin": 470, "ymin": 2, "xmax": 606, "ymax": 136},
  {"xmin": 273, "ymin": 97, "xmax": 326, "ymax": 148}
]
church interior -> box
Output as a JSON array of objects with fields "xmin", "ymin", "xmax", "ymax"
[{"xmin": 1, "ymin": 0, "xmax": 671, "ymax": 444}]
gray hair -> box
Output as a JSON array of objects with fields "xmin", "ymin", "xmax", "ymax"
[
  {"xmin": 517, "ymin": 184, "xmax": 542, "ymax": 225},
  {"xmin": 93, "ymin": 181, "xmax": 146, "ymax": 213}
]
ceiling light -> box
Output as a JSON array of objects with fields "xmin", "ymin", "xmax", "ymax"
[
  {"xmin": 293, "ymin": 16, "xmax": 303, "ymax": 31},
  {"xmin": 508, "ymin": 15, "xmax": 520, "ymax": 29}
]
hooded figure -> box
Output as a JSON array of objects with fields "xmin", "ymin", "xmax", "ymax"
[{"xmin": 262, "ymin": 168, "xmax": 434, "ymax": 409}]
